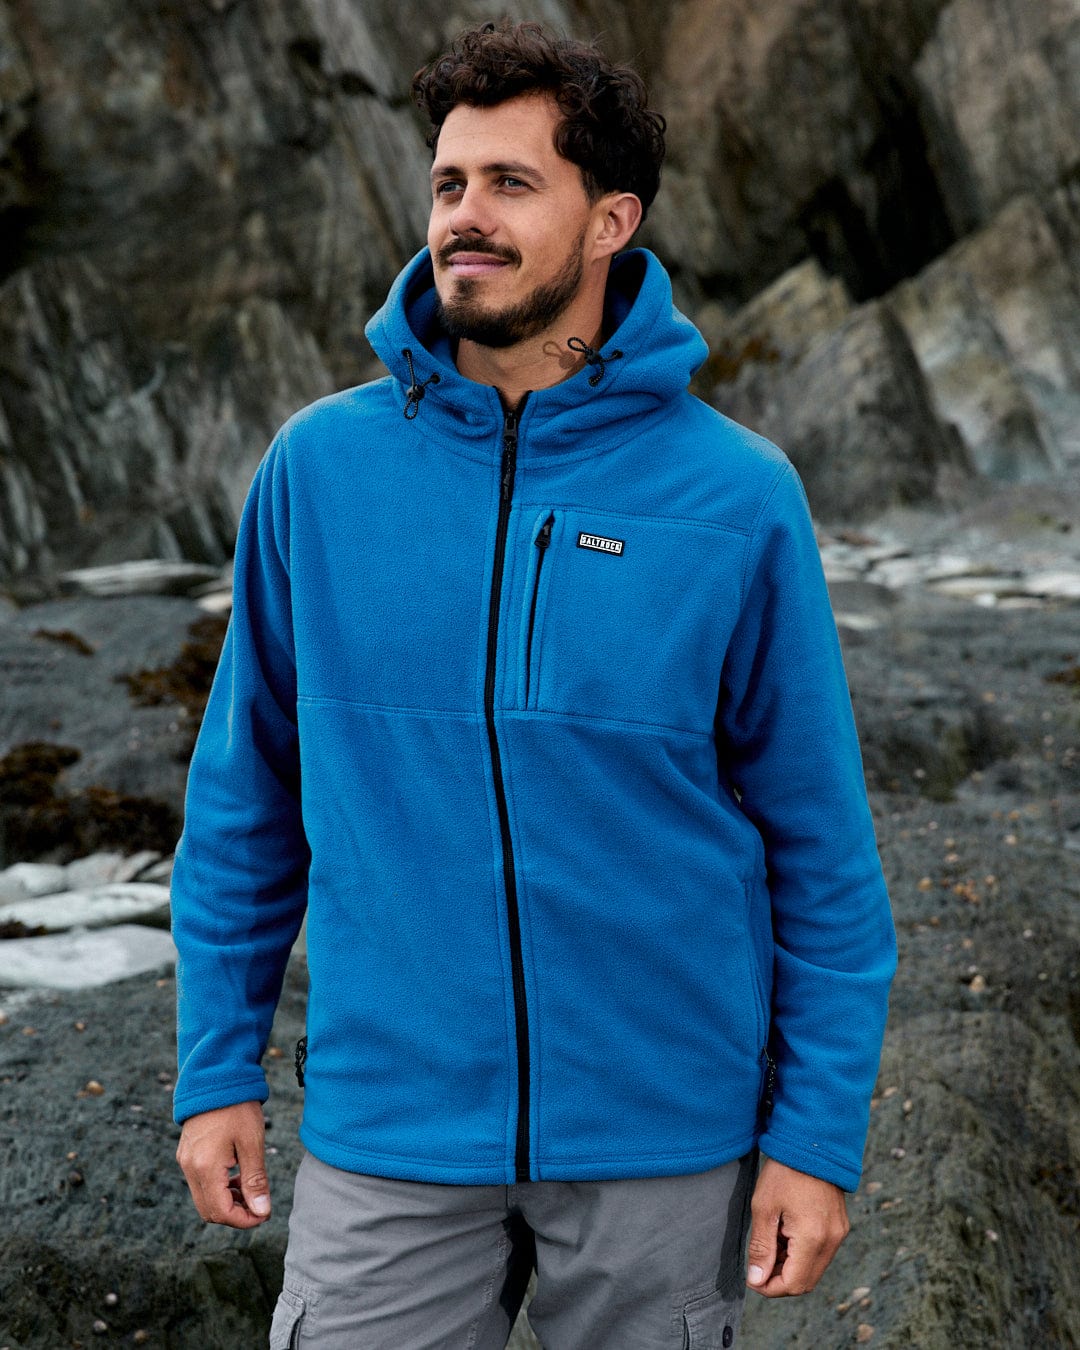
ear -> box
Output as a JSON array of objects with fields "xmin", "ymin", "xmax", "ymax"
[{"xmin": 590, "ymin": 192, "xmax": 644, "ymax": 260}]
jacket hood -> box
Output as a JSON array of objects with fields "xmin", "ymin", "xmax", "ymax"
[{"xmin": 364, "ymin": 247, "xmax": 709, "ymax": 458}]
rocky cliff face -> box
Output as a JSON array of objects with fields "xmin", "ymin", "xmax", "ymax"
[{"xmin": 1, "ymin": 0, "xmax": 1078, "ymax": 561}]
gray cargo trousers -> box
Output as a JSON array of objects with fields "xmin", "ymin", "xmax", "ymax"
[{"xmin": 270, "ymin": 1148, "xmax": 758, "ymax": 1349}]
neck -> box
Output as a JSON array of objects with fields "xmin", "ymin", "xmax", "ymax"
[
  {"xmin": 454, "ymin": 320, "xmax": 605, "ymax": 409},
  {"xmin": 451, "ymin": 259, "xmax": 611, "ymax": 407}
]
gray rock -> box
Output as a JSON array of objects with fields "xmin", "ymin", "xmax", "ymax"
[
  {"xmin": 0, "ymin": 924, "xmax": 176, "ymax": 989},
  {"xmin": 913, "ymin": 0, "xmax": 1080, "ymax": 225},
  {"xmin": 715, "ymin": 296, "xmax": 967, "ymax": 520},
  {"xmin": 892, "ymin": 195, "xmax": 1080, "ymax": 481},
  {"xmin": 0, "ymin": 256, "xmax": 334, "ymax": 589}
]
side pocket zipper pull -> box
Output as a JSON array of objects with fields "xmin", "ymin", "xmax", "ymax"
[
  {"xmin": 525, "ymin": 514, "xmax": 555, "ymax": 707},
  {"xmin": 294, "ymin": 1036, "xmax": 308, "ymax": 1087}
]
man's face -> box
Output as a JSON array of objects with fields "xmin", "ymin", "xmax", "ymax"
[{"xmin": 427, "ymin": 94, "xmax": 597, "ymax": 349}]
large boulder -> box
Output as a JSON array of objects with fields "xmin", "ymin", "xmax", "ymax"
[
  {"xmin": 891, "ymin": 194, "xmax": 1080, "ymax": 480},
  {"xmin": 0, "ymin": 254, "xmax": 333, "ymax": 586},
  {"xmin": 710, "ymin": 262, "xmax": 969, "ymax": 520}
]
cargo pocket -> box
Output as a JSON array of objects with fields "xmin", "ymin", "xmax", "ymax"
[
  {"xmin": 681, "ymin": 1286, "xmax": 743, "ymax": 1350},
  {"xmin": 269, "ymin": 1286, "xmax": 307, "ymax": 1349}
]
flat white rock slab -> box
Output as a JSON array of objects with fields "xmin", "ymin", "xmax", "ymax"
[
  {"xmin": 0, "ymin": 863, "xmax": 68, "ymax": 903},
  {"xmin": 0, "ymin": 925, "xmax": 177, "ymax": 989},
  {"xmin": 0, "ymin": 883, "xmax": 171, "ymax": 932},
  {"xmin": 1023, "ymin": 570, "xmax": 1080, "ymax": 599},
  {"xmin": 928, "ymin": 574, "xmax": 1023, "ymax": 598},
  {"xmin": 58, "ymin": 559, "xmax": 222, "ymax": 598}
]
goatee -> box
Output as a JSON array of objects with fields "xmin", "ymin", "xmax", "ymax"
[{"xmin": 436, "ymin": 234, "xmax": 586, "ymax": 349}]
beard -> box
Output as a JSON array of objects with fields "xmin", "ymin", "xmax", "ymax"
[{"xmin": 435, "ymin": 231, "xmax": 586, "ymax": 349}]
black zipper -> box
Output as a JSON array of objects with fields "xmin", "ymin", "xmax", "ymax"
[
  {"xmin": 484, "ymin": 400, "xmax": 532, "ymax": 1181},
  {"xmin": 524, "ymin": 513, "xmax": 554, "ymax": 707}
]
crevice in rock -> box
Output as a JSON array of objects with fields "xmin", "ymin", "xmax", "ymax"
[{"xmin": 800, "ymin": 83, "xmax": 959, "ymax": 303}]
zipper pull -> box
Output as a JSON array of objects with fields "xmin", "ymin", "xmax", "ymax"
[
  {"xmin": 501, "ymin": 414, "xmax": 518, "ymax": 501},
  {"xmin": 535, "ymin": 513, "xmax": 554, "ymax": 551},
  {"xmin": 501, "ymin": 450, "xmax": 514, "ymax": 501},
  {"xmin": 760, "ymin": 1046, "xmax": 777, "ymax": 1121},
  {"xmin": 294, "ymin": 1035, "xmax": 308, "ymax": 1087}
]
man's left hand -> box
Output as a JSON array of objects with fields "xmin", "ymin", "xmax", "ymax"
[{"xmin": 745, "ymin": 1156, "xmax": 850, "ymax": 1297}]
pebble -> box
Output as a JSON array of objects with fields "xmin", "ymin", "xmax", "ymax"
[
  {"xmin": 83, "ymin": 1080, "xmax": 105, "ymax": 1096},
  {"xmin": 856, "ymin": 1325, "xmax": 875, "ymax": 1343}
]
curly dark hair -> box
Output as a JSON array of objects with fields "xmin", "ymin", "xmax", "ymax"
[{"xmin": 411, "ymin": 20, "xmax": 666, "ymax": 220}]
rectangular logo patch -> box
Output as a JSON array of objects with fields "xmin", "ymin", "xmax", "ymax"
[{"xmin": 577, "ymin": 531, "xmax": 625, "ymax": 555}]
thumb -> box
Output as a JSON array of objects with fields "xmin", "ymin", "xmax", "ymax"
[
  {"xmin": 235, "ymin": 1122, "xmax": 271, "ymax": 1218},
  {"xmin": 745, "ymin": 1210, "xmax": 779, "ymax": 1288}
]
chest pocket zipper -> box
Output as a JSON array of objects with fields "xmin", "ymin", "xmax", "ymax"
[{"xmin": 524, "ymin": 512, "xmax": 555, "ymax": 707}]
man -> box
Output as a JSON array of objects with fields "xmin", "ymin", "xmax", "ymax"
[{"xmin": 173, "ymin": 19, "xmax": 896, "ymax": 1349}]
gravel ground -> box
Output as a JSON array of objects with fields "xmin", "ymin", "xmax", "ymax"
[{"xmin": 1, "ymin": 498, "xmax": 1078, "ymax": 1347}]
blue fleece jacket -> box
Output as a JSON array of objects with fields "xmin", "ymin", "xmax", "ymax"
[{"xmin": 172, "ymin": 246, "xmax": 896, "ymax": 1191}]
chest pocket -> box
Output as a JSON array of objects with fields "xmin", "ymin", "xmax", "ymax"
[{"xmin": 514, "ymin": 506, "xmax": 746, "ymax": 733}]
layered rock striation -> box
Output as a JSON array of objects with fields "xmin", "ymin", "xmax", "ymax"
[{"xmin": 1, "ymin": 0, "xmax": 1079, "ymax": 577}]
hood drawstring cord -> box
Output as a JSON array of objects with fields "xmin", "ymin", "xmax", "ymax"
[
  {"xmin": 567, "ymin": 337, "xmax": 624, "ymax": 387},
  {"xmin": 402, "ymin": 348, "xmax": 441, "ymax": 419}
]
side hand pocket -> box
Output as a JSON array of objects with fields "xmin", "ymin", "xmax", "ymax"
[
  {"xmin": 269, "ymin": 1286, "xmax": 307, "ymax": 1349},
  {"xmin": 682, "ymin": 1286, "xmax": 742, "ymax": 1349}
]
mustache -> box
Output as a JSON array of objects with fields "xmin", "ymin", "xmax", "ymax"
[{"xmin": 438, "ymin": 240, "xmax": 521, "ymax": 267}]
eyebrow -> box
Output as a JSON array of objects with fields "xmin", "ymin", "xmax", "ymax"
[{"xmin": 430, "ymin": 160, "xmax": 550, "ymax": 187}]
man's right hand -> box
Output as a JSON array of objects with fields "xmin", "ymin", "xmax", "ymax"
[{"xmin": 176, "ymin": 1100, "xmax": 272, "ymax": 1228}]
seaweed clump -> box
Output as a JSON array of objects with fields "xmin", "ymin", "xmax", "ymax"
[
  {"xmin": 115, "ymin": 615, "xmax": 228, "ymax": 741},
  {"xmin": 0, "ymin": 740, "xmax": 179, "ymax": 865}
]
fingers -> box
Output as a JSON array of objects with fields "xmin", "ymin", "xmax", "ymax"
[
  {"xmin": 746, "ymin": 1157, "xmax": 850, "ymax": 1298},
  {"xmin": 235, "ymin": 1119, "xmax": 273, "ymax": 1219},
  {"xmin": 745, "ymin": 1204, "xmax": 780, "ymax": 1293},
  {"xmin": 176, "ymin": 1100, "xmax": 272, "ymax": 1229}
]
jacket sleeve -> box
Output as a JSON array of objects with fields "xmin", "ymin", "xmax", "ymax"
[
  {"xmin": 718, "ymin": 461, "xmax": 896, "ymax": 1191},
  {"xmin": 171, "ymin": 429, "xmax": 310, "ymax": 1124}
]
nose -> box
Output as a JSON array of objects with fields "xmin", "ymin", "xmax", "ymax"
[{"xmin": 448, "ymin": 183, "xmax": 494, "ymax": 238}]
